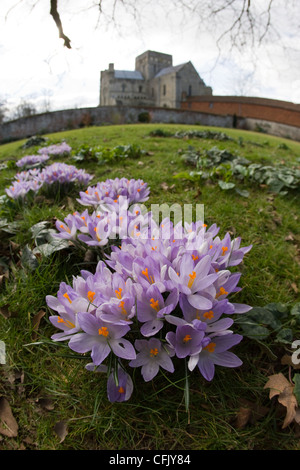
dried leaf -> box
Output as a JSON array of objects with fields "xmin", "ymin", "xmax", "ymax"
[
  {"xmin": 32, "ymin": 310, "xmax": 45, "ymax": 340},
  {"xmin": 0, "ymin": 397, "xmax": 19, "ymax": 437},
  {"xmin": 37, "ymin": 398, "xmax": 55, "ymax": 411},
  {"xmin": 235, "ymin": 407, "xmax": 252, "ymax": 429},
  {"xmin": 54, "ymin": 420, "xmax": 68, "ymax": 443},
  {"xmin": 264, "ymin": 373, "xmax": 298, "ymax": 428}
]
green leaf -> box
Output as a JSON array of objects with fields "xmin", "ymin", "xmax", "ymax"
[
  {"xmin": 275, "ymin": 328, "xmax": 293, "ymax": 344},
  {"xmin": 218, "ymin": 180, "xmax": 235, "ymax": 190},
  {"xmin": 235, "ymin": 188, "xmax": 249, "ymax": 198},
  {"xmin": 293, "ymin": 374, "xmax": 300, "ymax": 406},
  {"xmin": 21, "ymin": 245, "xmax": 39, "ymax": 270}
]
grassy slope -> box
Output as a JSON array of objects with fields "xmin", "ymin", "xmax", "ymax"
[{"xmin": 0, "ymin": 123, "xmax": 300, "ymax": 450}]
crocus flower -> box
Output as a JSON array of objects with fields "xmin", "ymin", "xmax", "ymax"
[
  {"xmin": 136, "ymin": 284, "xmax": 179, "ymax": 336},
  {"xmin": 68, "ymin": 313, "xmax": 136, "ymax": 365},
  {"xmin": 129, "ymin": 337, "xmax": 175, "ymax": 382},
  {"xmin": 85, "ymin": 363, "xmax": 134, "ymax": 402},
  {"xmin": 165, "ymin": 319, "xmax": 208, "ymax": 358},
  {"xmin": 38, "ymin": 142, "xmax": 72, "ymax": 156},
  {"xmin": 16, "ymin": 154, "xmax": 50, "ymax": 168},
  {"xmin": 188, "ymin": 333, "xmax": 243, "ymax": 381}
]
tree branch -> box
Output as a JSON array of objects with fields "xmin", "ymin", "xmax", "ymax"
[{"xmin": 50, "ymin": 0, "xmax": 71, "ymax": 48}]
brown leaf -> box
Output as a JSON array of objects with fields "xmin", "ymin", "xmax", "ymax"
[
  {"xmin": 32, "ymin": 310, "xmax": 45, "ymax": 340},
  {"xmin": 0, "ymin": 397, "xmax": 19, "ymax": 437},
  {"xmin": 235, "ymin": 407, "xmax": 252, "ymax": 429},
  {"xmin": 234, "ymin": 399, "xmax": 269, "ymax": 429},
  {"xmin": 291, "ymin": 282, "xmax": 299, "ymax": 294},
  {"xmin": 264, "ymin": 373, "xmax": 298, "ymax": 428},
  {"xmin": 281, "ymin": 354, "xmax": 300, "ymax": 369},
  {"xmin": 37, "ymin": 398, "xmax": 55, "ymax": 411},
  {"xmin": 54, "ymin": 420, "xmax": 68, "ymax": 443}
]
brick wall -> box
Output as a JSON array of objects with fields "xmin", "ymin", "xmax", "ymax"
[{"xmin": 181, "ymin": 96, "xmax": 300, "ymax": 128}]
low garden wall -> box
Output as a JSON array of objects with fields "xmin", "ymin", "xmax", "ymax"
[{"xmin": 1, "ymin": 105, "xmax": 299, "ymax": 143}]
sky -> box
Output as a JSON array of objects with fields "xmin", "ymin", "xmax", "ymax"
[{"xmin": 1, "ymin": 0, "xmax": 300, "ymax": 119}]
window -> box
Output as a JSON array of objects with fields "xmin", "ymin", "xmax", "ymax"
[
  {"xmin": 121, "ymin": 83, "xmax": 126, "ymax": 92},
  {"xmin": 139, "ymin": 85, "xmax": 143, "ymax": 93},
  {"xmin": 163, "ymin": 84, "xmax": 166, "ymax": 95},
  {"xmin": 188, "ymin": 85, "xmax": 192, "ymax": 97}
]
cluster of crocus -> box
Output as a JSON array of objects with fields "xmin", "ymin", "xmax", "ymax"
[
  {"xmin": 78, "ymin": 177, "xmax": 150, "ymax": 209},
  {"xmin": 47, "ymin": 206, "xmax": 252, "ymax": 403},
  {"xmin": 38, "ymin": 142, "xmax": 72, "ymax": 156},
  {"xmin": 16, "ymin": 154, "xmax": 50, "ymax": 168},
  {"xmin": 53, "ymin": 177, "xmax": 150, "ymax": 250},
  {"xmin": 5, "ymin": 163, "xmax": 93, "ymax": 201},
  {"xmin": 38, "ymin": 162, "xmax": 93, "ymax": 187}
]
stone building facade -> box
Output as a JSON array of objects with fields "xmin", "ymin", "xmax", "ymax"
[{"xmin": 99, "ymin": 50, "xmax": 212, "ymax": 109}]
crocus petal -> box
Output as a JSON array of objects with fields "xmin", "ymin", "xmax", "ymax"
[{"xmin": 187, "ymin": 293, "xmax": 212, "ymax": 310}]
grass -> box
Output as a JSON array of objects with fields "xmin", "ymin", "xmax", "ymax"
[{"xmin": 0, "ymin": 123, "xmax": 300, "ymax": 451}]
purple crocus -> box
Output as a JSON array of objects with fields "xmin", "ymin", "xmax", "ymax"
[
  {"xmin": 129, "ymin": 337, "xmax": 174, "ymax": 382},
  {"xmin": 166, "ymin": 319, "xmax": 208, "ymax": 358},
  {"xmin": 16, "ymin": 154, "xmax": 50, "ymax": 168},
  {"xmin": 106, "ymin": 367, "xmax": 134, "ymax": 402},
  {"xmin": 136, "ymin": 284, "xmax": 179, "ymax": 336},
  {"xmin": 68, "ymin": 313, "xmax": 136, "ymax": 365},
  {"xmin": 168, "ymin": 253, "xmax": 218, "ymax": 310},
  {"xmin": 188, "ymin": 333, "xmax": 243, "ymax": 381}
]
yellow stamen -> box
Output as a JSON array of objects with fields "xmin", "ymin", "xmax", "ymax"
[
  {"xmin": 119, "ymin": 301, "xmax": 127, "ymax": 316},
  {"xmin": 57, "ymin": 316, "xmax": 75, "ymax": 329},
  {"xmin": 60, "ymin": 224, "xmax": 70, "ymax": 234},
  {"xmin": 150, "ymin": 298, "xmax": 159, "ymax": 311},
  {"xmin": 203, "ymin": 310, "xmax": 214, "ymax": 320},
  {"xmin": 115, "ymin": 288, "xmax": 123, "ymax": 299},
  {"xmin": 187, "ymin": 271, "xmax": 196, "ymax": 289},
  {"xmin": 118, "ymin": 386, "xmax": 125, "ymax": 394},
  {"xmin": 204, "ymin": 342, "xmax": 216, "ymax": 353},
  {"xmin": 98, "ymin": 326, "xmax": 109, "ymax": 337},
  {"xmin": 150, "ymin": 348, "xmax": 159, "ymax": 357},
  {"xmin": 192, "ymin": 254, "xmax": 198, "ymax": 261},
  {"xmin": 87, "ymin": 291, "xmax": 95, "ymax": 303},
  {"xmin": 216, "ymin": 287, "xmax": 228, "ymax": 298},
  {"xmin": 142, "ymin": 268, "xmax": 155, "ymax": 284},
  {"xmin": 63, "ymin": 293, "xmax": 72, "ymax": 303},
  {"xmin": 221, "ymin": 246, "xmax": 228, "ymax": 256},
  {"xmin": 183, "ymin": 334, "xmax": 192, "ymax": 343}
]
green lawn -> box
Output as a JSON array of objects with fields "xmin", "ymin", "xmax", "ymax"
[{"xmin": 0, "ymin": 123, "xmax": 299, "ymax": 450}]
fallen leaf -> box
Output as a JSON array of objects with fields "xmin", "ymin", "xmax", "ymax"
[
  {"xmin": 234, "ymin": 399, "xmax": 269, "ymax": 429},
  {"xmin": 54, "ymin": 420, "xmax": 68, "ymax": 443},
  {"xmin": 264, "ymin": 373, "xmax": 298, "ymax": 428},
  {"xmin": 291, "ymin": 282, "xmax": 299, "ymax": 294},
  {"xmin": 0, "ymin": 397, "xmax": 19, "ymax": 437},
  {"xmin": 32, "ymin": 310, "xmax": 45, "ymax": 340},
  {"xmin": 235, "ymin": 406, "xmax": 252, "ymax": 429},
  {"xmin": 37, "ymin": 398, "xmax": 55, "ymax": 411}
]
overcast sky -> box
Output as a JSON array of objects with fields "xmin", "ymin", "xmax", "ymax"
[{"xmin": 1, "ymin": 0, "xmax": 300, "ymax": 118}]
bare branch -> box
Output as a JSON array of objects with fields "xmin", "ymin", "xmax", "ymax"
[{"xmin": 50, "ymin": 0, "xmax": 71, "ymax": 49}]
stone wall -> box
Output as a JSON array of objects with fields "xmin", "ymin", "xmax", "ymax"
[
  {"xmin": 0, "ymin": 106, "xmax": 232, "ymax": 143},
  {"xmin": 1, "ymin": 104, "xmax": 299, "ymax": 144}
]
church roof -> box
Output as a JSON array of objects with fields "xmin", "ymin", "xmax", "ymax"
[
  {"xmin": 114, "ymin": 70, "xmax": 144, "ymax": 80},
  {"xmin": 154, "ymin": 63, "xmax": 188, "ymax": 78}
]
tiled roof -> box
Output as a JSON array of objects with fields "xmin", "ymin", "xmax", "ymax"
[
  {"xmin": 114, "ymin": 70, "xmax": 144, "ymax": 80},
  {"xmin": 154, "ymin": 63, "xmax": 187, "ymax": 78}
]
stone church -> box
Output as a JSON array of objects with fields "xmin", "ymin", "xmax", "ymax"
[{"xmin": 99, "ymin": 50, "xmax": 212, "ymax": 109}]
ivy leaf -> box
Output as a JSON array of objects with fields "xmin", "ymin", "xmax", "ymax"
[
  {"xmin": 21, "ymin": 245, "xmax": 38, "ymax": 271},
  {"xmin": 293, "ymin": 374, "xmax": 300, "ymax": 406},
  {"xmin": 218, "ymin": 180, "xmax": 235, "ymax": 190}
]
